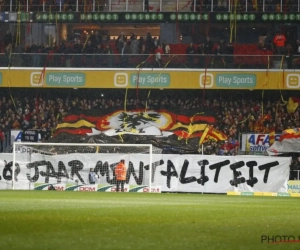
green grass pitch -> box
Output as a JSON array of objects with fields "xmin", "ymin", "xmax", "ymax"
[{"xmin": 0, "ymin": 191, "xmax": 299, "ymax": 250}]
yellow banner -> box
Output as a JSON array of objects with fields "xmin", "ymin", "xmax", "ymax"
[
  {"xmin": 287, "ymin": 180, "xmax": 300, "ymax": 194},
  {"xmin": 0, "ymin": 68, "xmax": 300, "ymax": 89}
]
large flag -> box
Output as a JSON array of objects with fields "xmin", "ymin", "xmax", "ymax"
[
  {"xmin": 206, "ymin": 127, "xmax": 227, "ymax": 142},
  {"xmin": 199, "ymin": 125, "xmax": 212, "ymax": 145},
  {"xmin": 54, "ymin": 109, "xmax": 227, "ymax": 141},
  {"xmin": 279, "ymin": 128, "xmax": 300, "ymax": 141}
]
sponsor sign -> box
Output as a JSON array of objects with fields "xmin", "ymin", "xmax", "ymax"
[
  {"xmin": 287, "ymin": 180, "xmax": 300, "ymax": 194},
  {"xmin": 0, "ymin": 153, "xmax": 290, "ymax": 193},
  {"xmin": 0, "ymin": 12, "xmax": 297, "ymax": 24},
  {"xmin": 199, "ymin": 73, "xmax": 213, "ymax": 88},
  {"xmin": 22, "ymin": 130, "xmax": 39, "ymax": 142},
  {"xmin": 10, "ymin": 130, "xmax": 42, "ymax": 144},
  {"xmin": 130, "ymin": 73, "xmax": 170, "ymax": 87},
  {"xmin": 286, "ymin": 74, "xmax": 300, "ymax": 89},
  {"xmin": 216, "ymin": 74, "xmax": 256, "ymax": 88},
  {"xmin": 34, "ymin": 183, "xmax": 66, "ymax": 191},
  {"xmin": 28, "ymin": 12, "xmax": 300, "ymax": 23},
  {"xmin": 45, "ymin": 72, "xmax": 86, "ymax": 87},
  {"xmin": 35, "ymin": 12, "xmax": 74, "ymax": 22},
  {"xmin": 241, "ymin": 133, "xmax": 281, "ymax": 152},
  {"xmin": 81, "ymin": 13, "xmax": 119, "ymax": 21},
  {"xmin": 65, "ymin": 184, "xmax": 97, "ymax": 191},
  {"xmin": 129, "ymin": 185, "xmax": 161, "ymax": 193},
  {"xmin": 114, "ymin": 73, "xmax": 128, "ymax": 87},
  {"xmin": 10, "ymin": 130, "xmax": 22, "ymax": 142},
  {"xmin": 227, "ymin": 191, "xmax": 296, "ymax": 197},
  {"xmin": 30, "ymin": 72, "xmax": 44, "ymax": 86},
  {"xmin": 0, "ymin": 69, "xmax": 299, "ymax": 90},
  {"xmin": 97, "ymin": 184, "xmax": 129, "ymax": 192}
]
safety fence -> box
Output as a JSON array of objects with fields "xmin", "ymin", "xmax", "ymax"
[{"xmin": 1, "ymin": 53, "xmax": 299, "ymax": 70}]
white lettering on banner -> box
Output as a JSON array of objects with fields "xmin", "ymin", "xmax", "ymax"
[
  {"xmin": 233, "ymin": 76, "xmax": 254, "ymax": 85},
  {"xmin": 63, "ymin": 75, "xmax": 83, "ymax": 84},
  {"xmin": 48, "ymin": 74, "xmax": 83, "ymax": 84},
  {"xmin": 0, "ymin": 153, "xmax": 290, "ymax": 193},
  {"xmin": 48, "ymin": 75, "xmax": 61, "ymax": 83},
  {"xmin": 218, "ymin": 76, "xmax": 231, "ymax": 85},
  {"xmin": 132, "ymin": 76, "xmax": 168, "ymax": 85},
  {"xmin": 218, "ymin": 76, "xmax": 254, "ymax": 85},
  {"xmin": 24, "ymin": 130, "xmax": 36, "ymax": 135}
]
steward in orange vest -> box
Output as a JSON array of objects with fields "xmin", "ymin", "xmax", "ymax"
[{"xmin": 115, "ymin": 160, "xmax": 127, "ymax": 192}]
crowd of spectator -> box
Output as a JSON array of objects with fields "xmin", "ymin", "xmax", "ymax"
[
  {"xmin": 0, "ymin": 89, "xmax": 299, "ymax": 155},
  {"xmin": 1, "ymin": 30, "xmax": 176, "ymax": 68},
  {"xmin": 1, "ymin": 30, "xmax": 173, "ymax": 68},
  {"xmin": 1, "ymin": 27, "xmax": 300, "ymax": 69}
]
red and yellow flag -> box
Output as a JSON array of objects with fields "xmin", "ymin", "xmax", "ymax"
[
  {"xmin": 199, "ymin": 125, "xmax": 212, "ymax": 145},
  {"xmin": 269, "ymin": 128, "xmax": 275, "ymax": 145}
]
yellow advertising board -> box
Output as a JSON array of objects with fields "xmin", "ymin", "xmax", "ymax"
[
  {"xmin": 287, "ymin": 180, "xmax": 300, "ymax": 194},
  {"xmin": 0, "ymin": 68, "xmax": 300, "ymax": 89},
  {"xmin": 227, "ymin": 191, "xmax": 300, "ymax": 197}
]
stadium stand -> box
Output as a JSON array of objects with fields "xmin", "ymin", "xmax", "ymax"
[
  {"xmin": 3, "ymin": 38, "xmax": 299, "ymax": 69},
  {"xmin": 0, "ymin": 0, "xmax": 300, "ymax": 155},
  {"xmin": 0, "ymin": 88, "xmax": 298, "ymax": 155}
]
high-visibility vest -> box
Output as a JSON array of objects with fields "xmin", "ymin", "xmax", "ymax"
[{"xmin": 115, "ymin": 163, "xmax": 126, "ymax": 181}]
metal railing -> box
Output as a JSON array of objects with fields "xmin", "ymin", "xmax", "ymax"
[
  {"xmin": 1, "ymin": 0, "xmax": 299, "ymax": 12},
  {"xmin": 2, "ymin": 53, "xmax": 300, "ymax": 70}
]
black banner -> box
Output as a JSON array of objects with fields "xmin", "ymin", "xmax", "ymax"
[
  {"xmin": 1, "ymin": 12, "xmax": 299, "ymax": 23},
  {"xmin": 21, "ymin": 129, "xmax": 51, "ymax": 142},
  {"xmin": 27, "ymin": 12, "xmax": 300, "ymax": 23},
  {"xmin": 22, "ymin": 130, "xmax": 39, "ymax": 142}
]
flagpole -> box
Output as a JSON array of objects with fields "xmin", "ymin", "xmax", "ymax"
[{"xmin": 202, "ymin": 144, "xmax": 204, "ymax": 195}]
